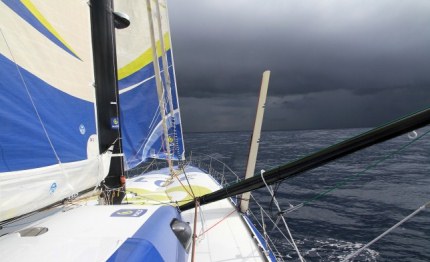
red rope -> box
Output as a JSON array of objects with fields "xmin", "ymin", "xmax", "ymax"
[
  {"xmin": 191, "ymin": 199, "xmax": 199, "ymax": 262},
  {"xmin": 198, "ymin": 209, "xmax": 237, "ymax": 238}
]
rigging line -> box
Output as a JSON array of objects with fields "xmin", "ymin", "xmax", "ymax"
[
  {"xmin": 166, "ymin": 170, "xmax": 194, "ymax": 199},
  {"xmin": 0, "ymin": 29, "xmax": 61, "ymax": 165},
  {"xmin": 155, "ymin": 21, "xmax": 179, "ymax": 158},
  {"xmin": 126, "ymin": 157, "xmax": 158, "ymax": 178},
  {"xmin": 197, "ymin": 209, "xmax": 236, "ymax": 238},
  {"xmin": 260, "ymin": 206, "xmax": 268, "ymax": 251},
  {"xmin": 0, "ymin": 29, "xmax": 76, "ymax": 193},
  {"xmin": 268, "ymin": 182, "xmax": 282, "ymax": 217},
  {"xmin": 191, "ymin": 199, "xmax": 199, "ymax": 262},
  {"xmin": 248, "ymin": 206, "xmax": 289, "ymax": 245},
  {"xmin": 125, "ymin": 191, "xmax": 177, "ymax": 207},
  {"xmin": 248, "ymin": 194, "xmax": 295, "ymax": 246},
  {"xmin": 284, "ymin": 128, "xmax": 430, "ymax": 214},
  {"xmin": 342, "ymin": 200, "xmax": 430, "ymax": 262},
  {"xmin": 146, "ymin": 0, "xmax": 173, "ymax": 175},
  {"xmin": 247, "ymin": 209, "xmax": 287, "ymax": 260},
  {"xmin": 261, "ymin": 170, "xmax": 305, "ymax": 262},
  {"xmin": 181, "ymin": 167, "xmax": 196, "ymax": 198},
  {"xmin": 197, "ymin": 204, "xmax": 207, "ymax": 240}
]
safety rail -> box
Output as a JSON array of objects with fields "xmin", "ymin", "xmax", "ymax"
[
  {"xmin": 186, "ymin": 152, "xmax": 287, "ymax": 261},
  {"xmin": 125, "ymin": 152, "xmax": 288, "ymax": 261}
]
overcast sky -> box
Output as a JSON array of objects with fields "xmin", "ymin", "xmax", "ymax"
[{"xmin": 167, "ymin": 0, "xmax": 430, "ymax": 132}]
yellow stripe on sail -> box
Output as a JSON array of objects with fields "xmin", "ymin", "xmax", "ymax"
[
  {"xmin": 21, "ymin": 0, "xmax": 80, "ymax": 59},
  {"xmin": 118, "ymin": 32, "xmax": 171, "ymax": 80}
]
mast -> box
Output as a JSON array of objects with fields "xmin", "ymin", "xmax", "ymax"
[
  {"xmin": 240, "ymin": 71, "xmax": 270, "ymax": 213},
  {"xmin": 90, "ymin": 0, "xmax": 125, "ymax": 203},
  {"xmin": 180, "ymin": 107, "xmax": 430, "ymax": 211},
  {"xmin": 146, "ymin": 0, "xmax": 174, "ymax": 174}
]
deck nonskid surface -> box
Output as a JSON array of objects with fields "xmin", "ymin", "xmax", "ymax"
[{"xmin": 128, "ymin": 166, "xmax": 265, "ymax": 261}]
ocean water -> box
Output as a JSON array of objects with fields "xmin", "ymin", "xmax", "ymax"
[{"xmin": 184, "ymin": 127, "xmax": 430, "ymax": 261}]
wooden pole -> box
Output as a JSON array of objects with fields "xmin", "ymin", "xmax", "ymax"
[{"xmin": 240, "ymin": 71, "xmax": 270, "ymax": 213}]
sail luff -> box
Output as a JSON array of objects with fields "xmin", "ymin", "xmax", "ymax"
[
  {"xmin": 180, "ymin": 107, "xmax": 430, "ymax": 211},
  {"xmin": 146, "ymin": 0, "xmax": 173, "ymax": 174},
  {"xmin": 155, "ymin": 0, "xmax": 174, "ymax": 116},
  {"xmin": 155, "ymin": 0, "xmax": 179, "ymax": 159},
  {"xmin": 163, "ymin": 0, "xmax": 186, "ymax": 161}
]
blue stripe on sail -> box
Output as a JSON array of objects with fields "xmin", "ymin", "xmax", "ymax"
[
  {"xmin": 2, "ymin": 0, "xmax": 79, "ymax": 59},
  {"xmin": 118, "ymin": 61, "xmax": 155, "ymax": 91},
  {"xmin": 119, "ymin": 50, "xmax": 185, "ymax": 169},
  {"xmin": 0, "ymin": 54, "xmax": 95, "ymax": 172},
  {"xmin": 119, "ymin": 75, "xmax": 161, "ymax": 169}
]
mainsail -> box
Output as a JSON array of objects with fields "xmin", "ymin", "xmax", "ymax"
[
  {"xmin": 0, "ymin": 0, "xmax": 110, "ymax": 221},
  {"xmin": 115, "ymin": 0, "xmax": 185, "ymax": 170}
]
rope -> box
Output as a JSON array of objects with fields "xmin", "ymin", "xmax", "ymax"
[
  {"xmin": 249, "ymin": 195, "xmax": 294, "ymax": 247},
  {"xmin": 261, "ymin": 170, "xmax": 306, "ymax": 262},
  {"xmin": 342, "ymin": 200, "xmax": 430, "ymax": 261},
  {"xmin": 166, "ymin": 169, "xmax": 194, "ymax": 198},
  {"xmin": 191, "ymin": 199, "xmax": 199, "ymax": 262},
  {"xmin": 182, "ymin": 167, "xmax": 196, "ymax": 198},
  {"xmin": 197, "ymin": 209, "xmax": 236, "ymax": 238},
  {"xmin": 125, "ymin": 190, "xmax": 178, "ymax": 207},
  {"xmin": 284, "ymin": 128, "xmax": 430, "ymax": 214},
  {"xmin": 247, "ymin": 208, "xmax": 286, "ymax": 261}
]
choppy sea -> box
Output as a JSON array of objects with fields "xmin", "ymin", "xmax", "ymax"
[{"xmin": 184, "ymin": 127, "xmax": 430, "ymax": 261}]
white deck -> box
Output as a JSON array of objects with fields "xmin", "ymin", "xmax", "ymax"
[
  {"xmin": 0, "ymin": 205, "xmax": 165, "ymax": 261},
  {"xmin": 183, "ymin": 200, "xmax": 264, "ymax": 261},
  {"xmin": 126, "ymin": 166, "xmax": 266, "ymax": 261},
  {"xmin": 0, "ymin": 166, "xmax": 267, "ymax": 262}
]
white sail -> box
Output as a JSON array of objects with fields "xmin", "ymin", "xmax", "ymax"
[
  {"xmin": 115, "ymin": 0, "xmax": 185, "ymax": 169},
  {"xmin": 0, "ymin": 0, "xmax": 110, "ymax": 221}
]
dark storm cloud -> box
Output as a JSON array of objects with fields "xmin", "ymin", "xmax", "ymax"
[{"xmin": 167, "ymin": 0, "xmax": 430, "ymax": 131}]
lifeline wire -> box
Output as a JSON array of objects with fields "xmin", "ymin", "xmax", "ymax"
[{"xmin": 261, "ymin": 170, "xmax": 305, "ymax": 262}]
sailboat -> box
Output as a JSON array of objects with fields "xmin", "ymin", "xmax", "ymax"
[
  {"xmin": 0, "ymin": 0, "xmax": 273, "ymax": 261},
  {"xmin": 1, "ymin": 0, "xmax": 429, "ymax": 261}
]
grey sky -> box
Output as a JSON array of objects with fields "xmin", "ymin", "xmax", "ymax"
[{"xmin": 167, "ymin": 0, "xmax": 430, "ymax": 132}]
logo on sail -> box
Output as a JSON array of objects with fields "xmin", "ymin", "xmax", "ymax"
[
  {"xmin": 79, "ymin": 124, "xmax": 86, "ymax": 135},
  {"xmin": 49, "ymin": 182, "xmax": 57, "ymax": 194}
]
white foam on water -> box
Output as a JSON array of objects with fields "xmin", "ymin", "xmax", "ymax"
[{"xmin": 281, "ymin": 237, "xmax": 379, "ymax": 261}]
